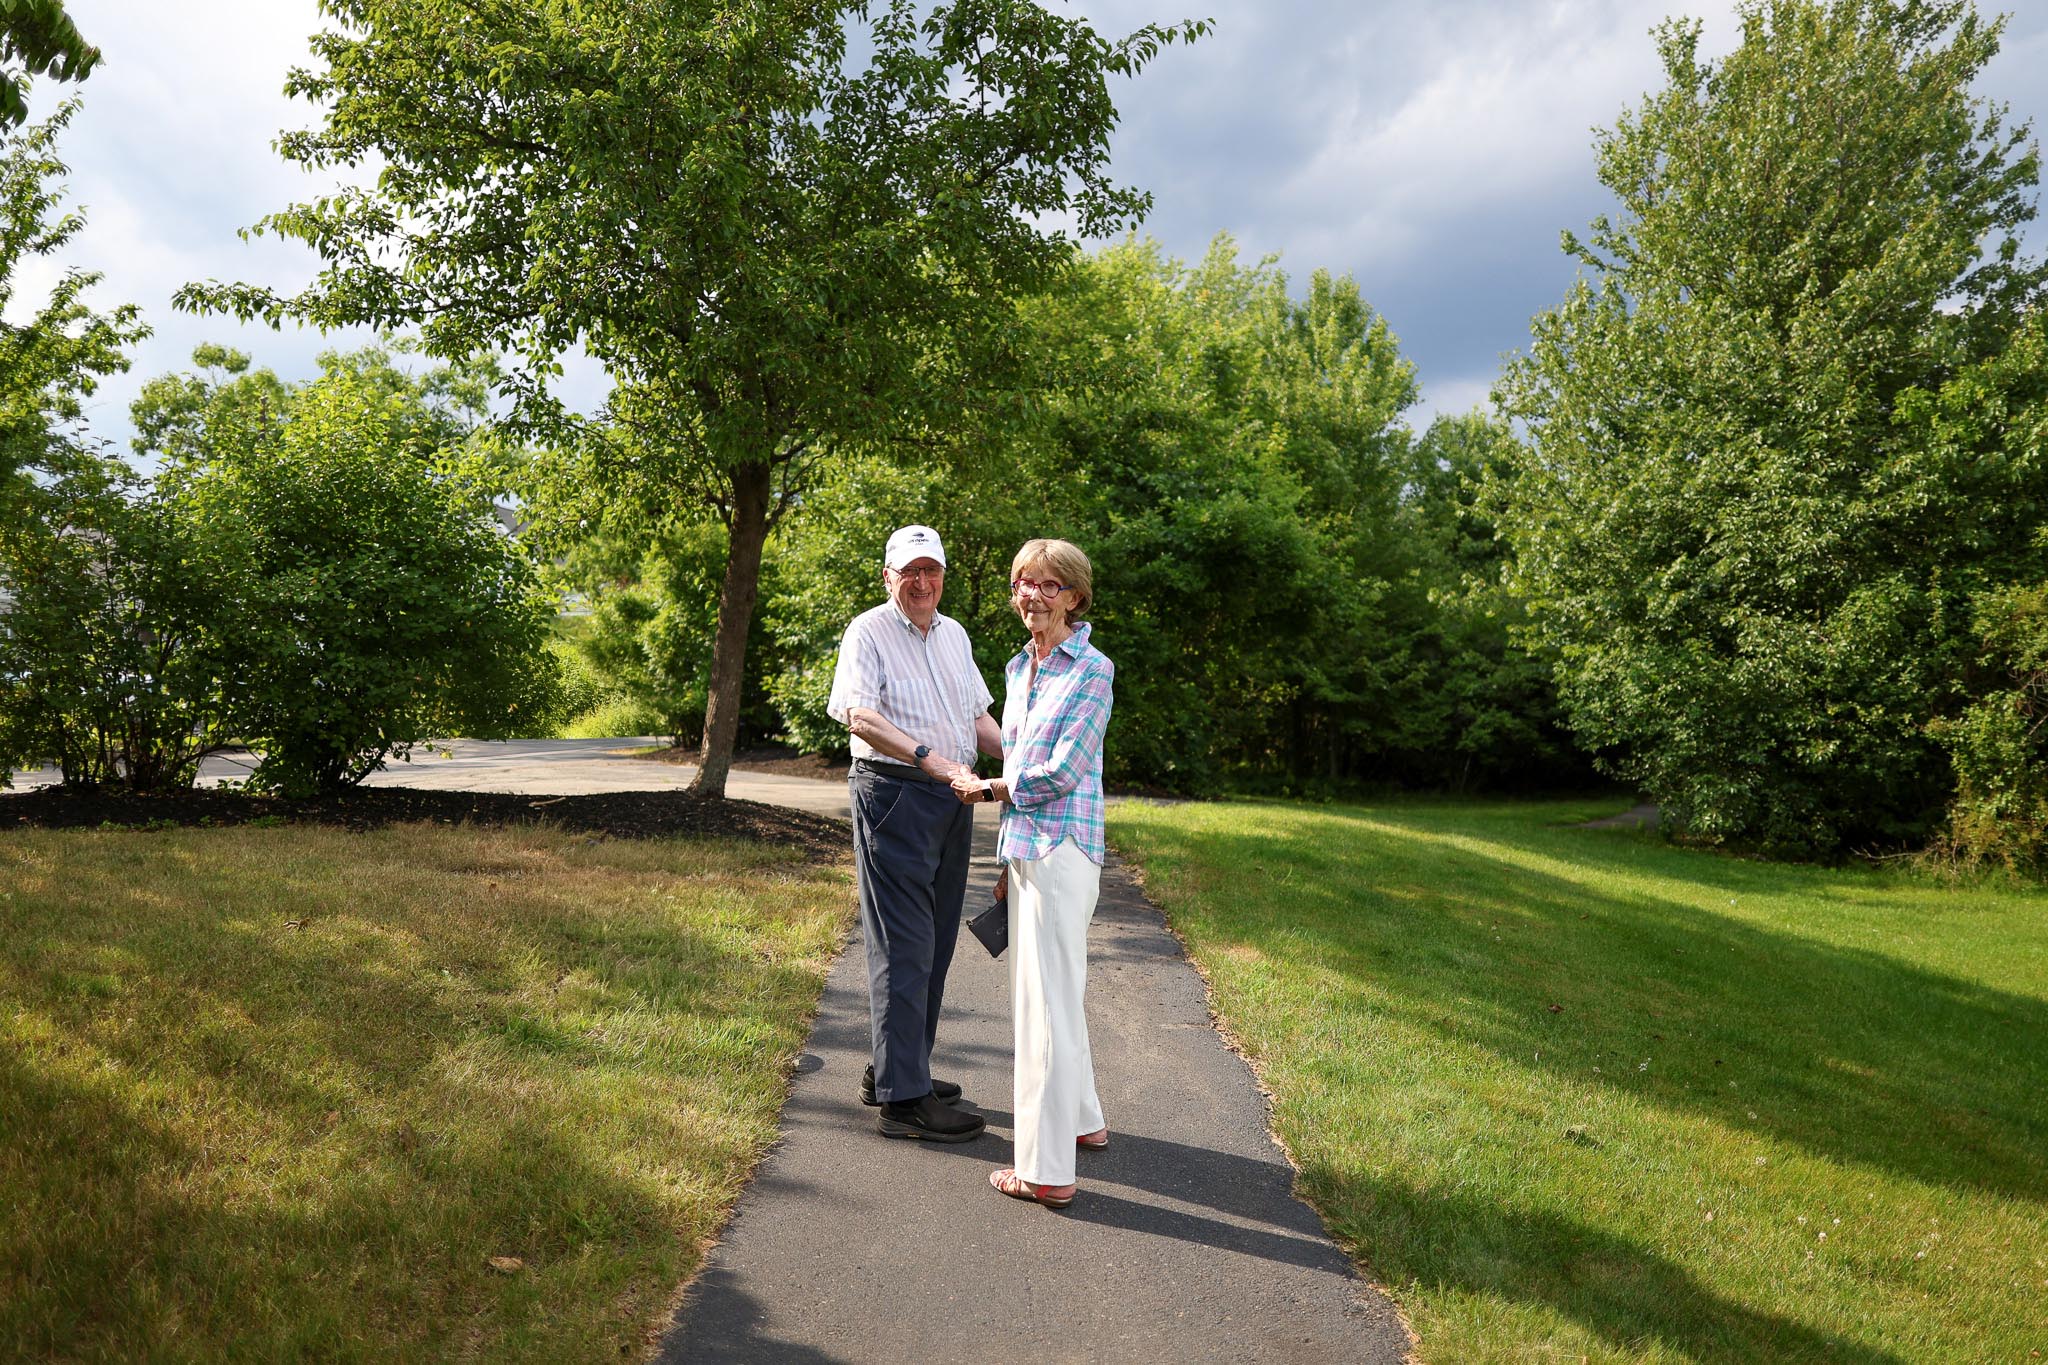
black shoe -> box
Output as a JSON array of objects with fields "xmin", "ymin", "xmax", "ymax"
[
  {"xmin": 862, "ymin": 1064, "xmax": 963, "ymax": 1107},
  {"xmin": 879, "ymin": 1094, "xmax": 985, "ymax": 1143}
]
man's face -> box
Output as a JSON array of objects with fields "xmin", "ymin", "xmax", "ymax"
[{"xmin": 886, "ymin": 557, "xmax": 945, "ymax": 625}]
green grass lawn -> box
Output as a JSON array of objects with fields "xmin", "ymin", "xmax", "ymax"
[
  {"xmin": 0, "ymin": 822, "xmax": 850, "ymax": 1362},
  {"xmin": 1109, "ymin": 798, "xmax": 2048, "ymax": 1364}
]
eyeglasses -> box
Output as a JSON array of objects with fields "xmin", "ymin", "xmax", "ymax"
[
  {"xmin": 1011, "ymin": 578, "xmax": 1068, "ymax": 598},
  {"xmin": 890, "ymin": 565, "xmax": 945, "ymax": 582}
]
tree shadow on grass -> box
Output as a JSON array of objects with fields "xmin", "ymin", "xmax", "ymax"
[
  {"xmin": 1317, "ymin": 1169, "xmax": 1909, "ymax": 1364},
  {"xmin": 881, "ymin": 1108, "xmax": 1890, "ymax": 1363},
  {"xmin": 0, "ymin": 828, "xmax": 840, "ymax": 1359},
  {"xmin": 0, "ymin": 1044, "xmax": 704, "ymax": 1360},
  {"xmin": 1129, "ymin": 806, "xmax": 2048, "ymax": 1209}
]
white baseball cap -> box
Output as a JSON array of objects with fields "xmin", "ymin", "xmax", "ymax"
[{"xmin": 885, "ymin": 525, "xmax": 947, "ymax": 571}]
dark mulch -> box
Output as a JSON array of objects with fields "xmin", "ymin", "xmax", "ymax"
[
  {"xmin": 636, "ymin": 743, "xmax": 852, "ymax": 782},
  {"xmin": 0, "ymin": 784, "xmax": 852, "ymax": 863}
]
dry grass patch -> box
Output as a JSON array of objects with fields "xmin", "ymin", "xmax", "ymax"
[{"xmin": 0, "ymin": 821, "xmax": 850, "ymax": 1361}]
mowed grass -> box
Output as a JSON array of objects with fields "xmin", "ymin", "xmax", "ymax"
[
  {"xmin": 0, "ymin": 822, "xmax": 850, "ymax": 1362},
  {"xmin": 1108, "ymin": 798, "xmax": 2048, "ymax": 1364}
]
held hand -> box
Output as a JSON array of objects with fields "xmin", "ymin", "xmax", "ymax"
[{"xmin": 949, "ymin": 770, "xmax": 983, "ymax": 804}]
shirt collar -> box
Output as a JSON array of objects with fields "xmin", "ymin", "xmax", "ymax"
[
  {"xmin": 1014, "ymin": 620, "xmax": 1092, "ymax": 666},
  {"xmin": 889, "ymin": 601, "xmax": 946, "ymax": 636}
]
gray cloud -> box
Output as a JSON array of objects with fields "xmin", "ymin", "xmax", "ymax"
[{"xmin": 22, "ymin": 0, "xmax": 2048, "ymax": 450}]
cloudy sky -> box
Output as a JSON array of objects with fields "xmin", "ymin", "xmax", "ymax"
[{"xmin": 20, "ymin": 0, "xmax": 2048, "ymax": 456}]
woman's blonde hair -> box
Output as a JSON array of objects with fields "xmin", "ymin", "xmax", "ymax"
[{"xmin": 1010, "ymin": 538, "xmax": 1094, "ymax": 622}]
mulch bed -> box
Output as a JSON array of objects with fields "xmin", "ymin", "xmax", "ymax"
[
  {"xmin": 0, "ymin": 785, "xmax": 851, "ymax": 864},
  {"xmin": 643, "ymin": 743, "xmax": 852, "ymax": 782}
]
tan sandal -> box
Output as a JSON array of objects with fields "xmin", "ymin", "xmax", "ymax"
[
  {"xmin": 990, "ymin": 1167, "xmax": 1076, "ymax": 1209},
  {"xmin": 1077, "ymin": 1128, "xmax": 1109, "ymax": 1151}
]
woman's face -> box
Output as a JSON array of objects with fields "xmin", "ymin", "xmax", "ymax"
[{"xmin": 1011, "ymin": 561, "xmax": 1073, "ymax": 632}]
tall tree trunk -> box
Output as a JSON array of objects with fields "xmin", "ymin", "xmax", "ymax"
[{"xmin": 691, "ymin": 459, "xmax": 772, "ymax": 798}]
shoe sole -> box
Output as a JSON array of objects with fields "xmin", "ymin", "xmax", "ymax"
[
  {"xmin": 862, "ymin": 1089, "xmax": 964, "ymax": 1108},
  {"xmin": 878, "ymin": 1118, "xmax": 985, "ymax": 1143}
]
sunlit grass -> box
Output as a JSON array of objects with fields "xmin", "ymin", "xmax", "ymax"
[
  {"xmin": 1109, "ymin": 798, "xmax": 2048, "ymax": 1364},
  {"xmin": 0, "ymin": 822, "xmax": 850, "ymax": 1362}
]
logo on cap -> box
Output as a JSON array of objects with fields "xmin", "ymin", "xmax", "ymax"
[{"xmin": 885, "ymin": 524, "xmax": 947, "ymax": 570}]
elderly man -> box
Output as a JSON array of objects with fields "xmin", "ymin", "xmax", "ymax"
[{"xmin": 827, "ymin": 525, "xmax": 1002, "ymax": 1142}]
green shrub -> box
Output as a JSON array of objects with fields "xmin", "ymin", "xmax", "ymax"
[
  {"xmin": 560, "ymin": 697, "xmax": 666, "ymax": 740},
  {"xmin": 537, "ymin": 513, "xmax": 785, "ymax": 749},
  {"xmin": 138, "ymin": 345, "xmax": 559, "ymax": 795},
  {"xmin": 522, "ymin": 635, "xmax": 615, "ymax": 737},
  {"xmin": 1934, "ymin": 582, "xmax": 2048, "ymax": 870},
  {"xmin": 0, "ymin": 463, "xmax": 237, "ymax": 790}
]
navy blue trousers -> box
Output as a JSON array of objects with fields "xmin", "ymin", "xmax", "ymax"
[{"xmin": 850, "ymin": 763, "xmax": 973, "ymax": 1103}]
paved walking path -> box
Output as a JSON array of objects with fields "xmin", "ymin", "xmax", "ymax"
[
  {"xmin": 650, "ymin": 774, "xmax": 1411, "ymax": 1363},
  {"xmin": 14, "ymin": 739, "xmax": 1412, "ymax": 1361}
]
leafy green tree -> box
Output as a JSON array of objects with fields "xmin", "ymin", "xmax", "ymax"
[
  {"xmin": 0, "ymin": 0, "xmax": 96, "ymax": 128},
  {"xmin": 768, "ymin": 236, "xmax": 1441, "ymax": 792},
  {"xmin": 1494, "ymin": 0, "xmax": 2048, "ymax": 854},
  {"xmin": 180, "ymin": 0, "xmax": 1206, "ymax": 797},
  {"xmin": 1399, "ymin": 412, "xmax": 1589, "ymax": 792},
  {"xmin": 1, "ymin": 102, "xmax": 143, "ymax": 516},
  {"xmin": 138, "ymin": 345, "xmax": 559, "ymax": 796},
  {"xmin": 0, "ymin": 103, "xmax": 148, "ymax": 789}
]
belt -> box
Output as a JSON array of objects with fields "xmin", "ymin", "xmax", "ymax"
[{"xmin": 853, "ymin": 757, "xmax": 948, "ymax": 785}]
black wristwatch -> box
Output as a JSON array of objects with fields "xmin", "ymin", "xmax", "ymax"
[
  {"xmin": 913, "ymin": 744, "xmax": 931, "ymax": 763},
  {"xmin": 980, "ymin": 782, "xmax": 995, "ymax": 803}
]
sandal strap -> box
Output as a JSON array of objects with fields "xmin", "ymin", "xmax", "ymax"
[{"xmin": 991, "ymin": 1168, "xmax": 1076, "ymax": 1204}]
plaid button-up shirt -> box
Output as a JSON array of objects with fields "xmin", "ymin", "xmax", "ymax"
[{"xmin": 998, "ymin": 621, "xmax": 1114, "ymax": 865}]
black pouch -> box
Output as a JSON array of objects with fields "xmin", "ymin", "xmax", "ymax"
[{"xmin": 966, "ymin": 890, "xmax": 1008, "ymax": 958}]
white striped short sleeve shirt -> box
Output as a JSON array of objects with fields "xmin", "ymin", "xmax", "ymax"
[{"xmin": 827, "ymin": 603, "xmax": 993, "ymax": 768}]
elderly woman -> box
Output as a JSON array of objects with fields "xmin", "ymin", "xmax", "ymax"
[{"xmin": 951, "ymin": 538, "xmax": 1113, "ymax": 1209}]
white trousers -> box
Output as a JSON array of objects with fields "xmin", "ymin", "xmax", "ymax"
[{"xmin": 1008, "ymin": 837, "xmax": 1104, "ymax": 1187}]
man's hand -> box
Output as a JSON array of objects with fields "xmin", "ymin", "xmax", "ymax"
[
  {"xmin": 922, "ymin": 751, "xmax": 971, "ymax": 782},
  {"xmin": 949, "ymin": 770, "xmax": 984, "ymax": 804}
]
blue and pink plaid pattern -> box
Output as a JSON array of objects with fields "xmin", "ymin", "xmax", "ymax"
[{"xmin": 998, "ymin": 621, "xmax": 1114, "ymax": 865}]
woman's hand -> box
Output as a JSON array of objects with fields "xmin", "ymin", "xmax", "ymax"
[{"xmin": 950, "ymin": 770, "xmax": 985, "ymax": 805}]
